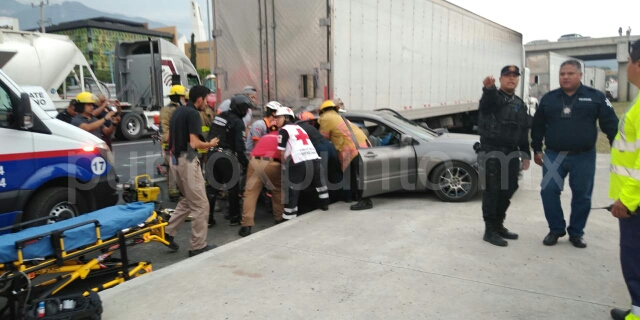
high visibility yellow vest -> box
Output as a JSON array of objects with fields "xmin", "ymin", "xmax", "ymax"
[
  {"xmin": 198, "ymin": 126, "xmax": 210, "ymax": 154},
  {"xmin": 610, "ymin": 96, "xmax": 640, "ymax": 212}
]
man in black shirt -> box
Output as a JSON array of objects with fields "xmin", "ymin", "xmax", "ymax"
[
  {"xmin": 56, "ymin": 100, "xmax": 77, "ymax": 124},
  {"xmin": 206, "ymin": 94, "xmax": 252, "ymax": 226},
  {"xmin": 477, "ymin": 66, "xmax": 531, "ymax": 247},
  {"xmin": 531, "ymin": 60, "xmax": 619, "ymax": 248},
  {"xmin": 164, "ymin": 85, "xmax": 220, "ymax": 258}
]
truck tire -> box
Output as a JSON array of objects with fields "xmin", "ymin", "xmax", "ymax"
[
  {"xmin": 431, "ymin": 161, "xmax": 477, "ymax": 202},
  {"xmin": 24, "ymin": 187, "xmax": 88, "ymax": 224},
  {"xmin": 120, "ymin": 113, "xmax": 145, "ymax": 140}
]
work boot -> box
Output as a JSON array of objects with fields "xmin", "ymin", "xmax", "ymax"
[
  {"xmin": 238, "ymin": 226, "xmax": 252, "ymax": 237},
  {"xmin": 208, "ymin": 214, "xmax": 216, "ymax": 228},
  {"xmin": 229, "ymin": 217, "xmax": 241, "ymax": 226},
  {"xmin": 483, "ymin": 222, "xmax": 508, "ymax": 247},
  {"xmin": 350, "ymin": 197, "xmax": 373, "ymax": 211},
  {"xmin": 320, "ymin": 203, "xmax": 329, "ymax": 211},
  {"xmin": 543, "ymin": 231, "xmax": 566, "ymax": 246},
  {"xmin": 164, "ymin": 233, "xmax": 179, "ymax": 251},
  {"xmin": 188, "ymin": 244, "xmax": 217, "ymax": 257},
  {"xmin": 610, "ymin": 308, "xmax": 630, "ymax": 320},
  {"xmin": 496, "ymin": 220, "xmax": 518, "ymax": 240}
]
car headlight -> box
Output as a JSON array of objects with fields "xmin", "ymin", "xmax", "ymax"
[{"xmin": 97, "ymin": 142, "xmax": 115, "ymax": 166}]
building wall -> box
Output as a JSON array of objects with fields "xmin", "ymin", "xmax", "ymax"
[
  {"xmin": 53, "ymin": 28, "xmax": 173, "ymax": 80},
  {"xmin": 152, "ymin": 26, "xmax": 178, "ymax": 46},
  {"xmin": 184, "ymin": 41, "xmax": 216, "ymax": 71}
]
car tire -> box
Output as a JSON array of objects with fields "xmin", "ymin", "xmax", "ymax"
[
  {"xmin": 120, "ymin": 113, "xmax": 145, "ymax": 141},
  {"xmin": 431, "ymin": 161, "xmax": 477, "ymax": 202},
  {"xmin": 24, "ymin": 187, "xmax": 88, "ymax": 224}
]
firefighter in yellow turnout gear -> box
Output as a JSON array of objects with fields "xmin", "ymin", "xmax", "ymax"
[
  {"xmin": 610, "ymin": 40, "xmax": 640, "ymax": 320},
  {"xmin": 160, "ymin": 85, "xmax": 187, "ymax": 202}
]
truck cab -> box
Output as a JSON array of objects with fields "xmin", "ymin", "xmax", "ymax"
[{"xmin": 0, "ymin": 68, "xmax": 118, "ymax": 229}]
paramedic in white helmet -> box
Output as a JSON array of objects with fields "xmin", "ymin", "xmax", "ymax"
[
  {"xmin": 276, "ymin": 107, "xmax": 330, "ymax": 220},
  {"xmin": 246, "ymin": 101, "xmax": 281, "ymax": 155}
]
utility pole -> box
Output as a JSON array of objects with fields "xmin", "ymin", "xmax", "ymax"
[
  {"xmin": 206, "ymin": 0, "xmax": 214, "ymax": 75},
  {"xmin": 32, "ymin": 0, "xmax": 50, "ymax": 33}
]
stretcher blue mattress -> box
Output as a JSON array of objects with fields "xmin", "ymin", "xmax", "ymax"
[{"xmin": 0, "ymin": 202, "xmax": 155, "ymax": 264}]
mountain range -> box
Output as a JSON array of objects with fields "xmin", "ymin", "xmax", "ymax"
[{"xmin": 3, "ymin": 0, "xmax": 167, "ymax": 33}]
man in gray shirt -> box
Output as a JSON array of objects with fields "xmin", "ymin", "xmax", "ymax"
[
  {"xmin": 245, "ymin": 101, "xmax": 281, "ymax": 155},
  {"xmin": 71, "ymin": 92, "xmax": 117, "ymax": 140}
]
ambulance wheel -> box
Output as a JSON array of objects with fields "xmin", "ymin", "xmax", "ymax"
[
  {"xmin": 24, "ymin": 187, "xmax": 88, "ymax": 224},
  {"xmin": 120, "ymin": 113, "xmax": 145, "ymax": 141}
]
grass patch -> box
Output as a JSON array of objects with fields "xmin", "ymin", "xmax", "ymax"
[{"xmin": 596, "ymin": 101, "xmax": 631, "ymax": 153}]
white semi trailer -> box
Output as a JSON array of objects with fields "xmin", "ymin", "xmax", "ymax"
[
  {"xmin": 525, "ymin": 51, "xmax": 585, "ymax": 100},
  {"xmin": 212, "ymin": 0, "xmax": 525, "ymax": 130},
  {"xmin": 584, "ymin": 66, "xmax": 606, "ymax": 94}
]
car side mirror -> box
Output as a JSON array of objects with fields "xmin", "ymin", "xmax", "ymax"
[
  {"xmin": 401, "ymin": 134, "xmax": 413, "ymax": 146},
  {"xmin": 16, "ymin": 92, "xmax": 33, "ymax": 130}
]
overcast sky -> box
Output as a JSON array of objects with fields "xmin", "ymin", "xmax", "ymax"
[{"xmin": 28, "ymin": 0, "xmax": 636, "ymax": 43}]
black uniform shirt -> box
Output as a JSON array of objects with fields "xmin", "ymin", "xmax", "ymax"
[
  {"xmin": 298, "ymin": 122, "xmax": 328, "ymax": 148},
  {"xmin": 531, "ymin": 84, "xmax": 619, "ymax": 153},
  {"xmin": 169, "ymin": 103, "xmax": 202, "ymax": 160},
  {"xmin": 56, "ymin": 110, "xmax": 74, "ymax": 124}
]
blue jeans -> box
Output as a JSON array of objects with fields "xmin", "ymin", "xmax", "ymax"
[
  {"xmin": 540, "ymin": 148, "xmax": 596, "ymax": 237},
  {"xmin": 620, "ymin": 215, "xmax": 640, "ymax": 311}
]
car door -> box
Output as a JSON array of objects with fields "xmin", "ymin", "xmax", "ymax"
[
  {"xmin": 346, "ymin": 117, "xmax": 417, "ymax": 197},
  {"xmin": 0, "ymin": 81, "xmax": 34, "ymax": 215}
]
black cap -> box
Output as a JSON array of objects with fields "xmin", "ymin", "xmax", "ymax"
[{"xmin": 501, "ymin": 65, "xmax": 521, "ymax": 76}]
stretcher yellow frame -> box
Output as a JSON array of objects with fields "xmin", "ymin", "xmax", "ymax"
[{"xmin": 0, "ymin": 211, "xmax": 169, "ymax": 302}]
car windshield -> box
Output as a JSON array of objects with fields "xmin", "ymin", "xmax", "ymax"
[{"xmin": 378, "ymin": 112, "xmax": 439, "ymax": 139}]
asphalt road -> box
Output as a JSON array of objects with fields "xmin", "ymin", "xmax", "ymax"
[{"xmin": 110, "ymin": 138, "xmax": 288, "ymax": 271}]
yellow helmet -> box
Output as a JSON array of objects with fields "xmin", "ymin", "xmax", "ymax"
[
  {"xmin": 75, "ymin": 92, "xmax": 95, "ymax": 104},
  {"xmin": 169, "ymin": 85, "xmax": 187, "ymax": 96},
  {"xmin": 319, "ymin": 100, "xmax": 336, "ymax": 111}
]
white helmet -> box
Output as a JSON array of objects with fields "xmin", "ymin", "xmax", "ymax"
[
  {"xmin": 275, "ymin": 107, "xmax": 294, "ymax": 117},
  {"xmin": 265, "ymin": 101, "xmax": 283, "ymax": 112},
  {"xmin": 264, "ymin": 101, "xmax": 282, "ymax": 115}
]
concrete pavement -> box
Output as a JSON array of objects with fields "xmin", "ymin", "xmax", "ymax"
[{"xmin": 100, "ymin": 154, "xmax": 628, "ymax": 319}]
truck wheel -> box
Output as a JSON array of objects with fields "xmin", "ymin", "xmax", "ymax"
[
  {"xmin": 120, "ymin": 113, "xmax": 145, "ymax": 140},
  {"xmin": 431, "ymin": 162, "xmax": 477, "ymax": 202},
  {"xmin": 24, "ymin": 187, "xmax": 88, "ymax": 224}
]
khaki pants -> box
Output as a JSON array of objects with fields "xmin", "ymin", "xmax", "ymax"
[
  {"xmin": 165, "ymin": 155, "xmax": 209, "ymax": 250},
  {"xmin": 163, "ymin": 151, "xmax": 178, "ymax": 192},
  {"xmin": 241, "ymin": 157, "xmax": 284, "ymax": 226}
]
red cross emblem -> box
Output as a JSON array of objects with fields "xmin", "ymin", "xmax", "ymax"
[{"xmin": 295, "ymin": 128, "xmax": 310, "ymax": 145}]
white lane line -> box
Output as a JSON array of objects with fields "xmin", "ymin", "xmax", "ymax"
[
  {"xmin": 116, "ymin": 177, "xmax": 166, "ymax": 190},
  {"xmin": 128, "ymin": 154, "xmax": 161, "ymax": 160},
  {"xmin": 113, "ymin": 140, "xmax": 153, "ymax": 147}
]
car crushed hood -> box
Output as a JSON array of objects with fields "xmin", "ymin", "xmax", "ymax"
[{"xmin": 430, "ymin": 133, "xmax": 479, "ymax": 146}]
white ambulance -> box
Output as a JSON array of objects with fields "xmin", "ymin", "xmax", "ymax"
[{"xmin": 0, "ymin": 68, "xmax": 118, "ymax": 230}]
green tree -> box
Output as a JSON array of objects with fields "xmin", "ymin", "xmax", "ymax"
[
  {"xmin": 197, "ymin": 69, "xmax": 210, "ymax": 81},
  {"xmin": 190, "ymin": 33, "xmax": 197, "ymax": 69}
]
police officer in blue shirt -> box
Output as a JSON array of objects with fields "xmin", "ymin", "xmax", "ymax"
[{"xmin": 531, "ymin": 59, "xmax": 619, "ymax": 248}]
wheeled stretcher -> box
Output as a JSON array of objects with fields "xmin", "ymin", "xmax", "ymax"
[{"xmin": 0, "ymin": 202, "xmax": 170, "ymax": 319}]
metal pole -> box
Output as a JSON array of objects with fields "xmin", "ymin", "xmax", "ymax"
[
  {"xmin": 258, "ymin": 0, "xmax": 265, "ymax": 106},
  {"xmin": 264, "ymin": 0, "xmax": 270, "ymax": 101},
  {"xmin": 206, "ymin": 0, "xmax": 214, "ymax": 74},
  {"xmin": 271, "ymin": 0, "xmax": 277, "ymax": 100},
  {"xmin": 31, "ymin": 0, "xmax": 49, "ymax": 33}
]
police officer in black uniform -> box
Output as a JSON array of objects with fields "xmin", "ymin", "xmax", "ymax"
[
  {"xmin": 206, "ymin": 94, "xmax": 252, "ymax": 226},
  {"xmin": 477, "ymin": 65, "xmax": 532, "ymax": 247}
]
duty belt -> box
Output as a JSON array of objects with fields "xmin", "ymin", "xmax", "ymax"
[{"xmin": 252, "ymin": 156, "xmax": 281, "ymax": 163}]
